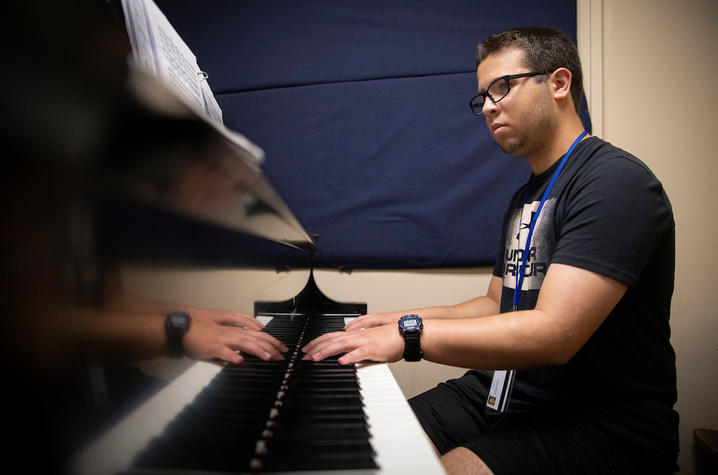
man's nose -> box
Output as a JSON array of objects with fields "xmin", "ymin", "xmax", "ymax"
[{"xmin": 482, "ymin": 97, "xmax": 498, "ymax": 115}]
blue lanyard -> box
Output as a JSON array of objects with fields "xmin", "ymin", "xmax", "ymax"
[{"xmin": 512, "ymin": 130, "xmax": 587, "ymax": 311}]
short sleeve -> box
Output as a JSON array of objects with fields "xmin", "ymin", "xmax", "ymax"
[{"xmin": 550, "ymin": 155, "xmax": 673, "ymax": 287}]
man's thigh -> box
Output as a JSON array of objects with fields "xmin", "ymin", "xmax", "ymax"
[
  {"xmin": 408, "ymin": 370, "xmax": 497, "ymax": 455},
  {"xmin": 462, "ymin": 410, "xmax": 635, "ymax": 475},
  {"xmin": 409, "ymin": 371, "xmax": 634, "ymax": 475}
]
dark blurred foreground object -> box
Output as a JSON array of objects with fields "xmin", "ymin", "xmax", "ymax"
[
  {"xmin": 1, "ymin": 2, "xmax": 135, "ymax": 471},
  {"xmin": 1, "ymin": 1, "xmax": 313, "ymax": 472}
]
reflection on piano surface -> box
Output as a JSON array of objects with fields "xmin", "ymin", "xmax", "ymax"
[{"xmin": 4, "ymin": 2, "xmax": 443, "ymax": 473}]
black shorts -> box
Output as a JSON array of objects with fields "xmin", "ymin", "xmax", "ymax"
[{"xmin": 409, "ymin": 370, "xmax": 648, "ymax": 475}]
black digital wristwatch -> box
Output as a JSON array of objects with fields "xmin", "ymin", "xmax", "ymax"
[
  {"xmin": 165, "ymin": 311, "xmax": 192, "ymax": 358},
  {"xmin": 398, "ymin": 314, "xmax": 423, "ymax": 361}
]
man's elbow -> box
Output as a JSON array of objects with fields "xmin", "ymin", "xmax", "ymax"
[
  {"xmin": 540, "ymin": 338, "xmax": 585, "ymax": 367},
  {"xmin": 530, "ymin": 311, "xmax": 592, "ymax": 367},
  {"xmin": 545, "ymin": 349, "xmax": 574, "ymax": 367}
]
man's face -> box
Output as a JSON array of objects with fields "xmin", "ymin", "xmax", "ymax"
[{"xmin": 476, "ymin": 48, "xmax": 553, "ymax": 158}]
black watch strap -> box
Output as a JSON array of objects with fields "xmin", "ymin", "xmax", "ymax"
[
  {"xmin": 165, "ymin": 311, "xmax": 191, "ymax": 358},
  {"xmin": 403, "ymin": 331, "xmax": 422, "ymax": 361}
]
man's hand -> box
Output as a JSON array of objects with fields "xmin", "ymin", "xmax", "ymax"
[
  {"xmin": 343, "ymin": 311, "xmax": 403, "ymax": 332},
  {"xmin": 184, "ymin": 309, "xmax": 287, "ymax": 364},
  {"xmin": 301, "ymin": 324, "xmax": 403, "ymax": 365},
  {"xmin": 191, "ymin": 307, "xmax": 265, "ymax": 331}
]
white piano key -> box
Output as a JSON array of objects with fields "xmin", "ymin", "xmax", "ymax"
[
  {"xmin": 72, "ymin": 361, "xmax": 221, "ymax": 475},
  {"xmin": 73, "ymin": 316, "xmax": 445, "ymax": 475},
  {"xmin": 356, "ymin": 362, "xmax": 445, "ymax": 475}
]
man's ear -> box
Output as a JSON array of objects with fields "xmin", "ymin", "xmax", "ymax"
[{"xmin": 551, "ymin": 67, "xmax": 573, "ymax": 101}]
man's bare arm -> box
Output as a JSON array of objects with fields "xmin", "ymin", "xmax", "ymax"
[
  {"xmin": 344, "ymin": 275, "xmax": 503, "ymax": 331},
  {"xmin": 304, "ymin": 264, "xmax": 627, "ymax": 369}
]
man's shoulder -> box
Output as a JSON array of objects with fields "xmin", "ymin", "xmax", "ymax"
[{"xmin": 572, "ymin": 137, "xmax": 663, "ymax": 187}]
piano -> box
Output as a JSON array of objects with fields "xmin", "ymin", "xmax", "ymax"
[
  {"xmin": 73, "ymin": 269, "xmax": 444, "ymax": 474},
  {"xmin": 63, "ymin": 51, "xmax": 443, "ymax": 475}
]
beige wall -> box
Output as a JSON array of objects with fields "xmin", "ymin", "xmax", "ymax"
[
  {"xmin": 125, "ymin": 1, "xmax": 717, "ymax": 472},
  {"xmin": 588, "ymin": 0, "xmax": 718, "ymax": 473}
]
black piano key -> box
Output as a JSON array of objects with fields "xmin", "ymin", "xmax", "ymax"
[
  {"xmin": 130, "ymin": 313, "xmax": 378, "ymax": 473},
  {"xmin": 261, "ymin": 439, "xmax": 377, "ymax": 471},
  {"xmin": 268, "ymin": 424, "xmax": 373, "ymax": 442}
]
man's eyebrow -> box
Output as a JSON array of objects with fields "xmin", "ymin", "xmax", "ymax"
[{"xmin": 476, "ymin": 76, "xmax": 497, "ymax": 94}]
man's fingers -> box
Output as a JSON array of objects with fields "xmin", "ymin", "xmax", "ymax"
[
  {"xmin": 217, "ymin": 312, "xmax": 264, "ymax": 330},
  {"xmin": 230, "ymin": 327, "xmax": 288, "ymax": 353},
  {"xmin": 252, "ymin": 330, "xmax": 289, "ymax": 353},
  {"xmin": 218, "ymin": 346, "xmax": 244, "ymax": 364},
  {"xmin": 301, "ymin": 331, "xmax": 342, "ymax": 355},
  {"xmin": 344, "ymin": 315, "xmax": 366, "ymax": 331},
  {"xmin": 338, "ymin": 348, "xmax": 366, "ymax": 365},
  {"xmin": 194, "ymin": 309, "xmax": 264, "ymax": 330},
  {"xmin": 302, "ymin": 333, "xmax": 360, "ymax": 362},
  {"xmin": 226, "ymin": 331, "xmax": 287, "ymax": 361}
]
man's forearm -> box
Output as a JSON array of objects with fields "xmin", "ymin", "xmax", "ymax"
[
  {"xmin": 417, "ymin": 295, "xmax": 500, "ymax": 320},
  {"xmin": 408, "ymin": 275, "xmax": 502, "ymax": 320},
  {"xmin": 420, "ymin": 309, "xmax": 567, "ymax": 370},
  {"xmin": 69, "ymin": 309, "xmax": 167, "ymax": 363}
]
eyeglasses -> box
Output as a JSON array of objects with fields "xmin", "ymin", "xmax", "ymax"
[{"xmin": 469, "ymin": 72, "xmax": 550, "ymax": 116}]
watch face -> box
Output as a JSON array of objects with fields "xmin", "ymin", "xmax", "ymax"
[
  {"xmin": 169, "ymin": 312, "xmax": 190, "ymax": 330},
  {"xmin": 399, "ymin": 314, "xmax": 423, "ymax": 333},
  {"xmin": 170, "ymin": 314, "xmax": 184, "ymax": 326}
]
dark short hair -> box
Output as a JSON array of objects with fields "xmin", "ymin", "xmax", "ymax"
[{"xmin": 476, "ymin": 26, "xmax": 583, "ymax": 113}]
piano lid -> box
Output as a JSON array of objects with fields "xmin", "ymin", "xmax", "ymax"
[{"xmin": 98, "ymin": 65, "xmax": 315, "ymax": 254}]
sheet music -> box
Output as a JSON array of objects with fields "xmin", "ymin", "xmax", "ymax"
[
  {"xmin": 201, "ymin": 77, "xmax": 224, "ymax": 124},
  {"xmin": 149, "ymin": 2, "xmax": 203, "ymax": 112},
  {"xmin": 121, "ymin": 0, "xmax": 156, "ymax": 73},
  {"xmin": 121, "ymin": 0, "xmax": 221, "ymax": 124}
]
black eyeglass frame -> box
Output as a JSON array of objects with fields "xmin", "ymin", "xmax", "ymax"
[{"xmin": 469, "ymin": 71, "xmax": 551, "ymax": 116}]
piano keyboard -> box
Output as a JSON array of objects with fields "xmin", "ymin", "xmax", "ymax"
[{"xmin": 73, "ymin": 315, "xmax": 444, "ymax": 474}]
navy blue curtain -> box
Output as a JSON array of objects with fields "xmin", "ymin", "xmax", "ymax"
[{"xmin": 156, "ymin": 0, "xmax": 587, "ymax": 269}]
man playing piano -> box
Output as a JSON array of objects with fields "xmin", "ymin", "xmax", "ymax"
[{"xmin": 302, "ymin": 26, "xmax": 678, "ymax": 474}]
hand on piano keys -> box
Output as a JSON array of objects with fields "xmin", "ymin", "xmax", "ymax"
[
  {"xmin": 102, "ymin": 288, "xmax": 290, "ymax": 364},
  {"xmin": 73, "ymin": 313, "xmax": 446, "ymax": 474},
  {"xmin": 183, "ymin": 308, "xmax": 288, "ymax": 364},
  {"xmin": 301, "ymin": 321, "xmax": 404, "ymax": 365}
]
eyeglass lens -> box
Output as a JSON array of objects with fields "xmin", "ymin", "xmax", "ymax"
[{"xmin": 471, "ymin": 77, "xmax": 510, "ymax": 114}]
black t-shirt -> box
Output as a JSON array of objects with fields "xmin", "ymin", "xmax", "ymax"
[{"xmin": 492, "ymin": 136, "xmax": 678, "ymax": 463}]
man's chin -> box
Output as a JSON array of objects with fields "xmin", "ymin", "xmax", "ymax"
[{"xmin": 498, "ymin": 140, "xmax": 522, "ymax": 157}]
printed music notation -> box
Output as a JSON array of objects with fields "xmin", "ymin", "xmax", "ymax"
[{"xmin": 121, "ymin": 0, "xmax": 223, "ymax": 127}]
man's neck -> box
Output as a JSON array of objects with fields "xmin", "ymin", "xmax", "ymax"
[{"xmin": 526, "ymin": 120, "xmax": 588, "ymax": 175}]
